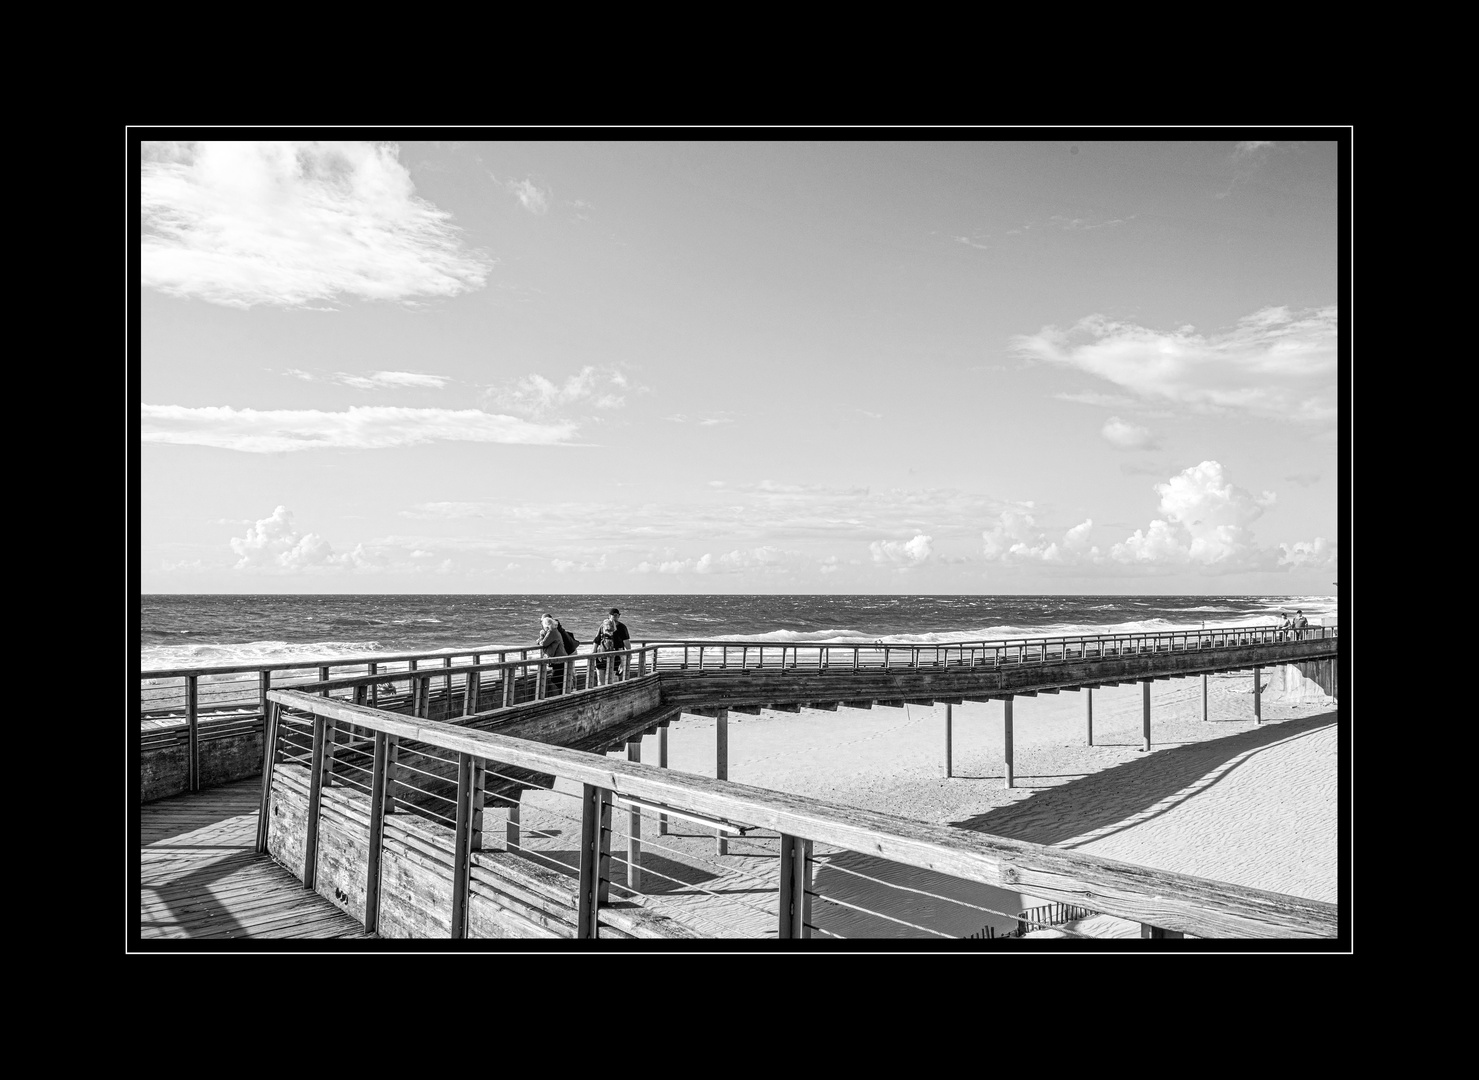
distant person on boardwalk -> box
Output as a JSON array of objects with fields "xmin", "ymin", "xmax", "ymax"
[
  {"xmin": 1277, "ymin": 612, "xmax": 1294, "ymax": 640},
  {"xmin": 538, "ymin": 613, "xmax": 567, "ymax": 695},
  {"xmin": 608, "ymin": 607, "xmax": 631, "ymax": 677},
  {"xmin": 593, "ymin": 613, "xmax": 620, "ymax": 685},
  {"xmin": 1293, "ymin": 610, "xmax": 1309, "ymax": 641}
]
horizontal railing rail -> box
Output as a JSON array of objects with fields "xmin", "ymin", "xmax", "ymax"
[{"xmin": 261, "ymin": 688, "xmax": 1339, "ymax": 941}]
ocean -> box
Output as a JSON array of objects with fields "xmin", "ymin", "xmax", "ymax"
[{"xmin": 139, "ymin": 594, "xmax": 1338, "ymax": 672}]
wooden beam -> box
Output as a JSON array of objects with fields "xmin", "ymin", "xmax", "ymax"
[
  {"xmin": 804, "ymin": 701, "xmax": 840, "ymax": 711},
  {"xmin": 1202, "ymin": 673, "xmax": 1209, "ymax": 722},
  {"xmin": 777, "ymin": 833, "xmax": 813, "ymax": 939},
  {"xmin": 944, "ymin": 702, "xmax": 953, "ymax": 779},
  {"xmin": 186, "ymin": 674, "xmax": 199, "ymax": 794},
  {"xmin": 1004, "ymin": 697, "xmax": 1014, "ymax": 789},
  {"xmin": 627, "ymin": 739, "xmax": 642, "ymax": 891},
  {"xmin": 716, "ymin": 709, "xmax": 729, "ymax": 856},
  {"xmin": 576, "ymin": 784, "xmax": 606, "ymax": 939},
  {"xmin": 1142, "ymin": 680, "xmax": 1152, "ymax": 752},
  {"xmin": 769, "ymin": 703, "xmax": 802, "ymax": 712},
  {"xmin": 364, "ymin": 731, "xmax": 390, "ymax": 934},
  {"xmin": 1085, "ymin": 687, "xmax": 1094, "ymax": 747},
  {"xmin": 255, "ymin": 701, "xmax": 280, "ymax": 854},
  {"xmin": 841, "ymin": 700, "xmax": 874, "ymax": 709},
  {"xmin": 1253, "ymin": 665, "xmax": 1262, "ymax": 724},
  {"xmin": 449, "ymin": 750, "xmax": 476, "ymax": 938},
  {"xmin": 658, "ymin": 725, "xmax": 669, "ymax": 836},
  {"xmin": 303, "ymin": 713, "xmax": 327, "ymax": 890}
]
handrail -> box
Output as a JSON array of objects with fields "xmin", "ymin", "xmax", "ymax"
[
  {"xmin": 140, "ymin": 640, "xmax": 545, "ymax": 680},
  {"xmin": 264, "ymin": 687, "xmax": 1338, "ymax": 939}
]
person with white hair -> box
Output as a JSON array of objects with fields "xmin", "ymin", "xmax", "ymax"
[{"xmin": 538, "ymin": 613, "xmax": 567, "ymax": 695}]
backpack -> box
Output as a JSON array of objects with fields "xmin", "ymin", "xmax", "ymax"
[{"xmin": 558, "ymin": 624, "xmax": 579, "ymax": 653}]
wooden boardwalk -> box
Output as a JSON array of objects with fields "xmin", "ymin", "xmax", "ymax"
[{"xmin": 139, "ymin": 777, "xmax": 369, "ymax": 940}]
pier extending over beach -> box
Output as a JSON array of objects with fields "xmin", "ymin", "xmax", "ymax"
[{"xmin": 137, "ymin": 625, "xmax": 1341, "ymax": 943}]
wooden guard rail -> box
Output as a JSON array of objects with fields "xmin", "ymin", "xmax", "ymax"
[
  {"xmin": 261, "ymin": 687, "xmax": 1339, "ymax": 940},
  {"xmin": 142, "ymin": 624, "xmax": 1338, "ymax": 795}
]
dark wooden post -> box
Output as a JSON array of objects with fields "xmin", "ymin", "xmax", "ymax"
[
  {"xmin": 369, "ymin": 662, "xmax": 378, "ymax": 708},
  {"xmin": 1085, "ymin": 687, "xmax": 1094, "ymax": 746},
  {"xmin": 626, "ymin": 739, "xmax": 642, "ymax": 890},
  {"xmin": 505, "ymin": 792, "xmax": 521, "ymax": 852},
  {"xmin": 716, "ymin": 709, "xmax": 729, "ymax": 854},
  {"xmin": 1253, "ymin": 666, "xmax": 1262, "ymax": 724},
  {"xmin": 1142, "ymin": 680, "xmax": 1152, "ymax": 751},
  {"xmin": 1003, "ymin": 697, "xmax": 1014, "ymax": 788},
  {"xmin": 185, "ymin": 674, "xmax": 199, "ymax": 793},
  {"xmin": 778, "ymin": 834, "xmax": 814, "ymax": 939},
  {"xmin": 364, "ymin": 730, "xmax": 390, "ymax": 934},
  {"xmin": 577, "ymin": 784, "xmax": 613, "ymax": 938},
  {"xmin": 1202, "ymin": 673, "xmax": 1209, "ymax": 721},
  {"xmin": 658, "ymin": 725, "xmax": 669, "ymax": 835},
  {"xmin": 449, "ymin": 750, "xmax": 482, "ymax": 938},
  {"xmin": 1141, "ymin": 924, "xmax": 1184, "ymax": 939},
  {"xmin": 304, "ymin": 713, "xmax": 327, "ymax": 889},
  {"xmin": 943, "ymin": 703, "xmax": 953, "ymax": 778},
  {"xmin": 255, "ymin": 701, "xmax": 281, "ymax": 854}
]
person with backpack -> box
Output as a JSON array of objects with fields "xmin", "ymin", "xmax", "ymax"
[
  {"xmin": 1293, "ymin": 610, "xmax": 1309, "ymax": 641},
  {"xmin": 593, "ymin": 614, "xmax": 620, "ymax": 685},
  {"xmin": 537, "ymin": 613, "xmax": 567, "ymax": 695}
]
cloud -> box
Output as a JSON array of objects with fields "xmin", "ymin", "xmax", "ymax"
[
  {"xmin": 1012, "ymin": 305, "xmax": 1337, "ymax": 423},
  {"xmin": 1101, "ymin": 416, "xmax": 1159, "ymax": 450},
  {"xmin": 1110, "ymin": 461, "xmax": 1275, "ymax": 569},
  {"xmin": 141, "ymin": 404, "xmax": 576, "ymax": 452},
  {"xmin": 229, "ymin": 506, "xmax": 373, "ymax": 571},
  {"xmin": 289, "ymin": 369, "xmax": 450, "ymax": 390},
  {"xmin": 486, "ymin": 366, "xmax": 629, "ymax": 418},
  {"xmin": 1054, "ymin": 391, "xmax": 1140, "ymax": 409},
  {"xmin": 1048, "ymin": 215, "xmax": 1130, "ymax": 231},
  {"xmin": 978, "ymin": 461, "xmax": 1329, "ymax": 576},
  {"xmin": 508, "ymin": 179, "xmax": 551, "ymax": 214},
  {"xmin": 1236, "ymin": 141, "xmax": 1275, "ymax": 154},
  {"xmin": 1283, "ymin": 472, "xmax": 1321, "ymax": 487},
  {"xmin": 870, "ymin": 534, "xmax": 934, "ymax": 567},
  {"xmin": 1277, "ymin": 537, "xmax": 1337, "ymax": 569},
  {"xmin": 140, "ymin": 141, "xmax": 491, "ymax": 308}
]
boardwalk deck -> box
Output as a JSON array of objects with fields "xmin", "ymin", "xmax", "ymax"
[{"xmin": 140, "ymin": 777, "xmax": 369, "ymax": 941}]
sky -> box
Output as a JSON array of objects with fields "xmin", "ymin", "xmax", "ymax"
[{"xmin": 138, "ymin": 136, "xmax": 1344, "ymax": 595}]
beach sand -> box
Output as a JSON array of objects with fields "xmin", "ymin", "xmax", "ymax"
[{"xmin": 511, "ymin": 669, "xmax": 1339, "ymax": 939}]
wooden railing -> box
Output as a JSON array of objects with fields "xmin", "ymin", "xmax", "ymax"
[
  {"xmin": 140, "ymin": 624, "xmax": 1338, "ymax": 795},
  {"xmin": 261, "ymin": 687, "xmax": 1339, "ymax": 940}
]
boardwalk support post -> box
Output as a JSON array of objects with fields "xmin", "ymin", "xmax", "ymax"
[
  {"xmin": 1142, "ymin": 681, "xmax": 1152, "ymax": 751},
  {"xmin": 1202, "ymin": 673, "xmax": 1209, "ymax": 722},
  {"xmin": 1004, "ymin": 697, "xmax": 1014, "ymax": 789},
  {"xmin": 1253, "ymin": 665, "xmax": 1262, "ymax": 724},
  {"xmin": 658, "ymin": 725, "xmax": 669, "ymax": 835},
  {"xmin": 944, "ymin": 702, "xmax": 953, "ymax": 778},
  {"xmin": 626, "ymin": 738, "xmax": 642, "ymax": 890},
  {"xmin": 1085, "ymin": 687, "xmax": 1094, "ymax": 746},
  {"xmin": 716, "ymin": 708, "xmax": 729, "ymax": 854}
]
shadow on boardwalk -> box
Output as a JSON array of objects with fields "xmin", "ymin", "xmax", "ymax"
[{"xmin": 949, "ymin": 710, "xmax": 1338, "ymax": 848}]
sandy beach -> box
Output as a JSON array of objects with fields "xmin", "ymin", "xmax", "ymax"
[{"xmin": 512, "ymin": 667, "xmax": 1339, "ymax": 939}]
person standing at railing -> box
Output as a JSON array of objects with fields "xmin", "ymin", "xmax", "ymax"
[
  {"xmin": 538, "ymin": 614, "xmax": 567, "ymax": 695},
  {"xmin": 1293, "ymin": 610, "xmax": 1309, "ymax": 641},
  {"xmin": 609, "ymin": 608, "xmax": 630, "ymax": 677},
  {"xmin": 1277, "ymin": 612, "xmax": 1293, "ymax": 641},
  {"xmin": 593, "ymin": 614, "xmax": 619, "ymax": 685}
]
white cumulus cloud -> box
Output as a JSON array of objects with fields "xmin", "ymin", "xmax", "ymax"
[
  {"xmin": 141, "ymin": 141, "xmax": 491, "ymax": 308},
  {"xmin": 486, "ymin": 366, "xmax": 629, "ymax": 418},
  {"xmin": 1012, "ymin": 305, "xmax": 1337, "ymax": 423},
  {"xmin": 1101, "ymin": 416, "xmax": 1158, "ymax": 450},
  {"xmin": 141, "ymin": 404, "xmax": 576, "ymax": 452},
  {"xmin": 229, "ymin": 506, "xmax": 373, "ymax": 572},
  {"xmin": 870, "ymin": 534, "xmax": 934, "ymax": 567}
]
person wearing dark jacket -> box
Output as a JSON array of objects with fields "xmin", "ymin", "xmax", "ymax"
[
  {"xmin": 608, "ymin": 607, "xmax": 630, "ymax": 677},
  {"xmin": 538, "ymin": 613, "xmax": 567, "ymax": 694}
]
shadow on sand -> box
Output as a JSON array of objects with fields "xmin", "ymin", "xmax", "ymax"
[{"xmin": 949, "ymin": 710, "xmax": 1337, "ymax": 848}]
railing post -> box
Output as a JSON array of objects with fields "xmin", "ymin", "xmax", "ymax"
[
  {"xmin": 364, "ymin": 730, "xmax": 391, "ymax": 934},
  {"xmin": 255, "ymin": 701, "xmax": 281, "ymax": 854},
  {"xmin": 778, "ymin": 833, "xmax": 813, "ymax": 939},
  {"xmin": 716, "ymin": 708, "xmax": 729, "ymax": 855},
  {"xmin": 304, "ymin": 713, "xmax": 327, "ymax": 889},
  {"xmin": 506, "ymin": 792, "xmax": 521, "ymax": 853},
  {"xmin": 185, "ymin": 674, "xmax": 199, "ymax": 794},
  {"xmin": 369, "ymin": 662, "xmax": 378, "ymax": 708},
  {"xmin": 1003, "ymin": 697, "xmax": 1014, "ymax": 788},
  {"xmin": 465, "ymin": 667, "xmax": 480, "ymax": 716},
  {"xmin": 449, "ymin": 750, "xmax": 481, "ymax": 938},
  {"xmin": 536, "ymin": 661, "xmax": 547, "ymax": 700},
  {"xmin": 577, "ymin": 784, "xmax": 613, "ymax": 938},
  {"xmin": 626, "ymin": 739, "xmax": 642, "ymax": 890}
]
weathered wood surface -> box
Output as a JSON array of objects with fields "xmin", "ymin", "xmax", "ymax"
[
  {"xmin": 267, "ymin": 690, "xmax": 1339, "ymax": 940},
  {"xmin": 139, "ymin": 777, "xmax": 368, "ymax": 940}
]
